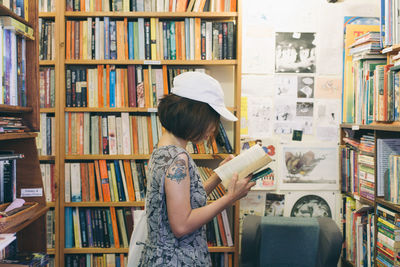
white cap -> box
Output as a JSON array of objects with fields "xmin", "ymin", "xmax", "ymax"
[{"xmin": 171, "ymin": 72, "xmax": 238, "ymax": 121}]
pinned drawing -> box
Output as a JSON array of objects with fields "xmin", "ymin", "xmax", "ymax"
[{"xmin": 297, "ymin": 76, "xmax": 314, "ymax": 98}]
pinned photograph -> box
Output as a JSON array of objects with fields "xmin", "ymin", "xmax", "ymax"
[
  {"xmin": 275, "ymin": 32, "xmax": 316, "ymax": 73},
  {"xmin": 265, "ymin": 193, "xmax": 285, "ymax": 216},
  {"xmin": 296, "ymin": 101, "xmax": 314, "ymax": 117},
  {"xmin": 297, "ymin": 76, "xmax": 314, "ymax": 98},
  {"xmin": 280, "ymin": 146, "xmax": 339, "ymax": 190}
]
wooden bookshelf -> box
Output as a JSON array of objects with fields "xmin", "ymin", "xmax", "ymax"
[
  {"xmin": 39, "ymin": 12, "xmax": 56, "ymax": 18},
  {"xmin": 64, "ymin": 59, "xmax": 237, "ymax": 65},
  {"xmin": 54, "ymin": 1, "xmax": 243, "ymax": 266},
  {"xmin": 0, "ymin": 4, "xmax": 32, "ymax": 26},
  {"xmin": 64, "ymin": 11, "xmax": 238, "ymax": 18}
]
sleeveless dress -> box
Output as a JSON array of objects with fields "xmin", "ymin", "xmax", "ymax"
[{"xmin": 138, "ymin": 145, "xmax": 211, "ymax": 266}]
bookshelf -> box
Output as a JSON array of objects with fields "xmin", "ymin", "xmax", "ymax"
[
  {"xmin": 340, "ymin": 14, "xmax": 400, "ymax": 265},
  {"xmin": 0, "ymin": 0, "xmax": 49, "ymax": 259},
  {"xmin": 53, "ymin": 1, "xmax": 243, "ymax": 266}
]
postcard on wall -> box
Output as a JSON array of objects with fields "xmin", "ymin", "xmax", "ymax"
[
  {"xmin": 297, "ymin": 76, "xmax": 314, "ymax": 98},
  {"xmin": 274, "ymin": 97, "xmax": 296, "ymax": 121},
  {"xmin": 265, "ymin": 193, "xmax": 285, "ymax": 216},
  {"xmin": 274, "ymin": 75, "xmax": 298, "ymax": 97},
  {"xmin": 280, "ymin": 146, "xmax": 339, "ymax": 190},
  {"xmin": 246, "ymin": 96, "xmax": 273, "ymax": 137},
  {"xmin": 275, "ymin": 32, "xmax": 316, "ymax": 73},
  {"xmin": 283, "ymin": 191, "xmax": 337, "ymax": 220},
  {"xmin": 239, "ymin": 191, "xmax": 266, "ymax": 231},
  {"xmin": 315, "ymin": 76, "xmax": 341, "ymax": 99},
  {"xmin": 240, "ymin": 138, "xmax": 278, "ymax": 190}
]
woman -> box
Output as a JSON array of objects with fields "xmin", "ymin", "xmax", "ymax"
[{"xmin": 138, "ymin": 71, "xmax": 255, "ymax": 266}]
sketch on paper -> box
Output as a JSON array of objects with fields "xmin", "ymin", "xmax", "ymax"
[
  {"xmin": 275, "ymin": 75, "xmax": 297, "ymax": 96},
  {"xmin": 293, "ymin": 118, "xmax": 313, "ymax": 135},
  {"xmin": 275, "ymin": 98, "xmax": 296, "ymax": 121},
  {"xmin": 281, "ymin": 146, "xmax": 338, "ymax": 190},
  {"xmin": 296, "ymin": 101, "xmax": 314, "ymax": 117},
  {"xmin": 239, "ymin": 192, "xmax": 266, "ymax": 232},
  {"xmin": 315, "ymin": 99, "xmax": 341, "ymax": 126},
  {"xmin": 247, "ymin": 96, "xmax": 273, "ymax": 137},
  {"xmin": 275, "ymin": 32, "xmax": 316, "ymax": 73},
  {"xmin": 274, "ymin": 122, "xmax": 292, "ymax": 134},
  {"xmin": 265, "ymin": 193, "xmax": 285, "ymax": 216},
  {"xmin": 297, "ymin": 76, "xmax": 314, "ymax": 98},
  {"xmin": 315, "ymin": 76, "xmax": 341, "ymax": 99},
  {"xmin": 284, "ymin": 191, "xmax": 337, "ymax": 219}
]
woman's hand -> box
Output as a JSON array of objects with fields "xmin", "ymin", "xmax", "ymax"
[{"xmin": 226, "ymin": 174, "xmax": 255, "ymax": 202}]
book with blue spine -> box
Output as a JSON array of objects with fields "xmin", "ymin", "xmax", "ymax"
[
  {"xmin": 110, "ymin": 65, "xmax": 116, "ymax": 107},
  {"xmin": 113, "ymin": 160, "xmax": 126, "ymax": 201},
  {"xmin": 104, "ymin": 17, "xmax": 110, "ymax": 60},
  {"xmin": 128, "ymin": 21, "xmax": 134, "ymax": 59},
  {"xmin": 65, "ymin": 207, "xmax": 74, "ymax": 248}
]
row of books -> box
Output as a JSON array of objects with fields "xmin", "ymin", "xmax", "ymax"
[
  {"xmin": 0, "ymin": 234, "xmax": 16, "ymax": 260},
  {"xmin": 39, "ymin": 18, "xmax": 55, "ymax": 61},
  {"xmin": 66, "ymin": 65, "xmax": 206, "ymax": 109},
  {"xmin": 65, "ymin": 18, "xmax": 235, "ymax": 61},
  {"xmin": 0, "ymin": 0, "xmax": 28, "ymax": 20},
  {"xmin": 0, "ymin": 117, "xmax": 28, "ymax": 133},
  {"xmin": 386, "ymin": 154, "xmax": 400, "ymax": 204},
  {"xmin": 0, "ymin": 26, "xmax": 27, "ymax": 106},
  {"xmin": 40, "ymin": 163, "xmax": 55, "ymax": 202},
  {"xmin": 376, "ymin": 205, "xmax": 400, "ymax": 266},
  {"xmin": 206, "ymin": 209, "xmax": 233, "ymax": 247},
  {"xmin": 376, "ymin": 138, "xmax": 400, "ymax": 198},
  {"xmin": 65, "ymin": 112, "xmax": 162, "ymax": 155},
  {"xmin": 380, "ymin": 0, "xmax": 400, "ymax": 47},
  {"xmin": 65, "ymin": 253, "xmax": 127, "ymax": 267},
  {"xmin": 66, "ymin": 0, "xmax": 236, "ymax": 12},
  {"xmin": 64, "ymin": 207, "xmax": 134, "ymax": 248},
  {"xmin": 40, "ymin": 66, "xmax": 55, "ymax": 108},
  {"xmin": 65, "ymin": 160, "xmax": 148, "ymax": 203},
  {"xmin": 343, "ymin": 197, "xmax": 374, "ymax": 266},
  {"xmin": 38, "ymin": 113, "xmax": 55, "ymax": 156},
  {"xmin": 210, "ymin": 253, "xmax": 233, "ymax": 267},
  {"xmin": 341, "ymin": 134, "xmax": 375, "ymax": 201},
  {"xmin": 46, "ymin": 209, "xmax": 55, "ymax": 249},
  {"xmin": 199, "ymin": 166, "xmax": 225, "ymax": 201},
  {"xmin": 348, "ymin": 31, "xmax": 381, "ymax": 56},
  {"xmin": 39, "ymin": 0, "xmax": 55, "ymax": 12}
]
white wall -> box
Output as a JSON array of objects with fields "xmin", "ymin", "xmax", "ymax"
[{"xmin": 240, "ymin": 0, "xmax": 380, "ymax": 223}]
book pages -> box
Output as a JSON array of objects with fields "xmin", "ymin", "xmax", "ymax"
[{"xmin": 214, "ymin": 145, "xmax": 272, "ymax": 188}]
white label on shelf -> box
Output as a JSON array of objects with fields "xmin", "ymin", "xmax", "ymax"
[
  {"xmin": 20, "ymin": 188, "xmax": 43, "ymax": 197},
  {"xmin": 382, "ymin": 47, "xmax": 393, "ymax": 54},
  {"xmin": 352, "ymin": 125, "xmax": 360, "ymax": 130},
  {"xmin": 147, "ymin": 108, "xmax": 158, "ymax": 112},
  {"xmin": 144, "ymin": 60, "xmax": 161, "ymax": 65}
]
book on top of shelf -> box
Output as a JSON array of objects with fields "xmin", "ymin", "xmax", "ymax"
[{"xmin": 214, "ymin": 144, "xmax": 272, "ymax": 188}]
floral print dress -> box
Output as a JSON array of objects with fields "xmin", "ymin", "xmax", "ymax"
[{"xmin": 138, "ymin": 145, "xmax": 211, "ymax": 267}]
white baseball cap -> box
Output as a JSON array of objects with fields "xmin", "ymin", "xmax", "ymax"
[{"xmin": 171, "ymin": 72, "xmax": 238, "ymax": 121}]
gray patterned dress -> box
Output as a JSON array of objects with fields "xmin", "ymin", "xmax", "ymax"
[{"xmin": 138, "ymin": 145, "xmax": 211, "ymax": 266}]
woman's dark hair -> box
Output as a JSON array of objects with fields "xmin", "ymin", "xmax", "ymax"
[{"xmin": 158, "ymin": 94, "xmax": 220, "ymax": 142}]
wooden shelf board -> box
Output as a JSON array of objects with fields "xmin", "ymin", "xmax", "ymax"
[
  {"xmin": 0, "ymin": 4, "xmax": 32, "ymax": 27},
  {"xmin": 376, "ymin": 198, "xmax": 400, "ymax": 212},
  {"xmin": 39, "ymin": 155, "xmax": 55, "ymax": 161},
  {"xmin": 65, "ymin": 154, "xmax": 151, "ymax": 160},
  {"xmin": 65, "ymin": 59, "xmax": 237, "ymax": 65},
  {"xmin": 2, "ymin": 206, "xmax": 49, "ymax": 233},
  {"xmin": 341, "ymin": 122, "xmax": 400, "ymax": 132},
  {"xmin": 39, "ymin": 60, "xmax": 55, "ymax": 65},
  {"xmin": 46, "ymin": 202, "xmax": 56, "ymax": 208},
  {"xmin": 39, "ymin": 12, "xmax": 56, "ymax": 18},
  {"xmin": 63, "ymin": 201, "xmax": 145, "ymax": 207},
  {"xmin": 0, "ymin": 105, "xmax": 33, "ymax": 113},
  {"xmin": 64, "ymin": 248, "xmax": 129, "ymax": 254},
  {"xmin": 65, "ymin": 154, "xmax": 230, "ymax": 160},
  {"xmin": 208, "ymin": 246, "xmax": 236, "ymax": 253},
  {"xmin": 64, "ymin": 11, "xmax": 238, "ymax": 18},
  {"xmin": 0, "ymin": 132, "xmax": 38, "ymax": 140},
  {"xmin": 65, "ymin": 107, "xmax": 156, "ymax": 112},
  {"xmin": 40, "ymin": 108, "xmax": 56, "ymax": 113}
]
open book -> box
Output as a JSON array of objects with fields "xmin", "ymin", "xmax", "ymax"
[{"xmin": 214, "ymin": 145, "xmax": 272, "ymax": 188}]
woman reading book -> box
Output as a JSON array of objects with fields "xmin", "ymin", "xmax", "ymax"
[{"xmin": 137, "ymin": 72, "xmax": 255, "ymax": 266}]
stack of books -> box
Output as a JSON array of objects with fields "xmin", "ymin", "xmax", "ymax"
[
  {"xmin": 376, "ymin": 205, "xmax": 400, "ymax": 266},
  {"xmin": 349, "ymin": 31, "xmax": 382, "ymax": 56}
]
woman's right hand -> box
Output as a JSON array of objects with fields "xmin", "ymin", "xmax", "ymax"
[{"xmin": 226, "ymin": 173, "xmax": 255, "ymax": 203}]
